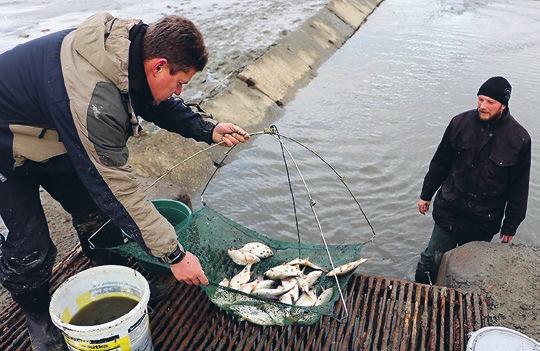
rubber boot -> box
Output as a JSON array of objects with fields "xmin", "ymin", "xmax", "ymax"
[
  {"xmin": 11, "ymin": 285, "xmax": 68, "ymax": 351},
  {"xmin": 25, "ymin": 310, "xmax": 68, "ymax": 351},
  {"xmin": 72, "ymin": 210, "xmax": 129, "ymax": 267},
  {"xmin": 414, "ymin": 254, "xmax": 437, "ymax": 285}
]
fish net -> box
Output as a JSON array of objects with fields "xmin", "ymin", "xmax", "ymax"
[
  {"xmin": 113, "ymin": 128, "xmax": 374, "ymax": 325},
  {"xmin": 113, "ymin": 205, "xmax": 363, "ymax": 325}
]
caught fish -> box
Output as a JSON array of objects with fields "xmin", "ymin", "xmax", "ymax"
[
  {"xmin": 315, "ymin": 287, "xmax": 334, "ymax": 306},
  {"xmin": 289, "ymin": 284, "xmax": 300, "ymax": 302},
  {"xmin": 239, "ymin": 242, "xmax": 274, "ymax": 258},
  {"xmin": 252, "ymin": 285, "xmax": 294, "ymax": 299},
  {"xmin": 219, "ymin": 278, "xmax": 230, "ymax": 287},
  {"xmin": 210, "ymin": 289, "xmax": 237, "ymax": 307},
  {"xmin": 230, "ymin": 305, "xmax": 275, "ymax": 326},
  {"xmin": 279, "ymin": 292, "xmax": 293, "ymax": 305},
  {"xmin": 326, "ymin": 258, "xmax": 368, "ymax": 277},
  {"xmin": 286, "ymin": 258, "xmax": 325, "ymax": 271},
  {"xmin": 280, "ymin": 277, "xmax": 299, "ymax": 290},
  {"xmin": 231, "ymin": 304, "xmax": 289, "ymax": 326},
  {"xmin": 230, "ymin": 264, "xmax": 252, "ymax": 289},
  {"xmin": 228, "ymin": 249, "xmax": 260, "ymax": 265},
  {"xmin": 255, "ymin": 279, "xmax": 276, "ymax": 290},
  {"xmin": 240, "ymin": 279, "xmax": 260, "ymax": 294},
  {"xmin": 298, "ymin": 271, "xmax": 322, "ymax": 293},
  {"xmin": 265, "ymin": 264, "xmax": 303, "ymax": 280},
  {"xmin": 295, "ymin": 291, "xmax": 317, "ymax": 307}
]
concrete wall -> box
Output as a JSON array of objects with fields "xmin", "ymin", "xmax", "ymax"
[{"xmin": 129, "ymin": 0, "xmax": 384, "ymax": 194}]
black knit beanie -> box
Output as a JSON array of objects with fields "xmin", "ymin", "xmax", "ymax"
[{"xmin": 477, "ymin": 76, "xmax": 512, "ymax": 106}]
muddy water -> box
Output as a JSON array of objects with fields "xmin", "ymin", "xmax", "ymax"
[
  {"xmin": 69, "ymin": 296, "xmax": 139, "ymax": 326},
  {"xmin": 202, "ymin": 0, "xmax": 540, "ymax": 279}
]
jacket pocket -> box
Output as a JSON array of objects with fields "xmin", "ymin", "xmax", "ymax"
[
  {"xmin": 455, "ymin": 141, "xmax": 473, "ymax": 157},
  {"xmin": 483, "ymin": 153, "xmax": 517, "ymax": 196},
  {"xmin": 86, "ymin": 82, "xmax": 130, "ymax": 167}
]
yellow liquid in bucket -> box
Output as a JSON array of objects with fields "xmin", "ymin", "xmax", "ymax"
[{"xmin": 70, "ymin": 296, "xmax": 139, "ymax": 326}]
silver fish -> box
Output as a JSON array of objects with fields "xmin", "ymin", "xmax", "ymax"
[
  {"xmin": 240, "ymin": 279, "xmax": 261, "ymax": 294},
  {"xmin": 280, "ymin": 277, "xmax": 299, "ymax": 290},
  {"xmin": 286, "ymin": 258, "xmax": 325, "ymax": 271},
  {"xmin": 326, "ymin": 258, "xmax": 368, "ymax": 277},
  {"xmin": 264, "ymin": 264, "xmax": 303, "ymax": 280},
  {"xmin": 231, "ymin": 304, "xmax": 289, "ymax": 326},
  {"xmin": 252, "ymin": 285, "xmax": 293, "ymax": 299},
  {"xmin": 295, "ymin": 291, "xmax": 317, "ymax": 307},
  {"xmin": 239, "ymin": 242, "xmax": 274, "ymax": 258},
  {"xmin": 279, "ymin": 292, "xmax": 293, "ymax": 305},
  {"xmin": 289, "ymin": 284, "xmax": 300, "ymax": 302},
  {"xmin": 255, "ymin": 279, "xmax": 276, "ymax": 290},
  {"xmin": 219, "ymin": 278, "xmax": 230, "ymax": 287},
  {"xmin": 210, "ymin": 289, "xmax": 237, "ymax": 307},
  {"xmin": 228, "ymin": 249, "xmax": 260, "ymax": 265},
  {"xmin": 315, "ymin": 287, "xmax": 334, "ymax": 306},
  {"xmin": 298, "ymin": 271, "xmax": 322, "ymax": 293},
  {"xmin": 230, "ymin": 305, "xmax": 275, "ymax": 326},
  {"xmin": 230, "ymin": 264, "xmax": 252, "ymax": 289}
]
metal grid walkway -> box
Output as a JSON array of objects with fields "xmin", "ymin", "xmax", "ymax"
[{"xmin": 0, "ymin": 247, "xmax": 488, "ymax": 351}]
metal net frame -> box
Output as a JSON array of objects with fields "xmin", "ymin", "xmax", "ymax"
[{"xmin": 112, "ymin": 126, "xmax": 376, "ymax": 325}]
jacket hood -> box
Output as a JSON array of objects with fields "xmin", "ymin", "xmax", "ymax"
[{"xmin": 71, "ymin": 13, "xmax": 140, "ymax": 92}]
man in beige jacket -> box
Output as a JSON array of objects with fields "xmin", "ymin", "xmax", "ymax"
[{"xmin": 0, "ymin": 13, "xmax": 248, "ymax": 350}]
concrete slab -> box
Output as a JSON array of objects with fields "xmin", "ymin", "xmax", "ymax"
[
  {"xmin": 200, "ymin": 77, "xmax": 282, "ymax": 131},
  {"xmin": 351, "ymin": 0, "xmax": 382, "ymax": 15},
  {"xmin": 237, "ymin": 43, "xmax": 313, "ymax": 105},
  {"xmin": 300, "ymin": 7, "xmax": 355, "ymax": 50},
  {"xmin": 235, "ymin": 2, "xmax": 364, "ymax": 106},
  {"xmin": 328, "ymin": 0, "xmax": 369, "ymax": 29}
]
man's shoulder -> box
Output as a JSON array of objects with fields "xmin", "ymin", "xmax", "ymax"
[
  {"xmin": 506, "ymin": 114, "xmax": 531, "ymax": 142},
  {"xmin": 453, "ymin": 109, "xmax": 477, "ymax": 120},
  {"xmin": 449, "ymin": 109, "xmax": 477, "ymax": 126}
]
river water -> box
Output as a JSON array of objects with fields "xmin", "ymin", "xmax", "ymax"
[{"xmin": 202, "ymin": 0, "xmax": 540, "ymax": 279}]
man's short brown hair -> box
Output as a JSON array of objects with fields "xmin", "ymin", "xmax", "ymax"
[{"xmin": 143, "ymin": 16, "xmax": 208, "ymax": 73}]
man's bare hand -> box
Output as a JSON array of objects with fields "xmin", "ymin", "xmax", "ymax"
[
  {"xmin": 170, "ymin": 251, "xmax": 209, "ymax": 286},
  {"xmin": 500, "ymin": 234, "xmax": 513, "ymax": 244},
  {"xmin": 417, "ymin": 199, "xmax": 431, "ymax": 215},
  {"xmin": 212, "ymin": 122, "xmax": 250, "ymax": 146}
]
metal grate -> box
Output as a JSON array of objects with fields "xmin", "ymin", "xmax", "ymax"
[{"xmin": 0, "ymin": 247, "xmax": 489, "ymax": 351}]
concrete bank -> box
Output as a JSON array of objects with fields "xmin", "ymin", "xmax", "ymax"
[
  {"xmin": 129, "ymin": 0, "xmax": 384, "ymax": 193},
  {"xmin": 437, "ymin": 242, "xmax": 540, "ymax": 340}
]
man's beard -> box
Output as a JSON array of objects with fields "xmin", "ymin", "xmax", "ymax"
[{"xmin": 479, "ymin": 107, "xmax": 504, "ymax": 121}]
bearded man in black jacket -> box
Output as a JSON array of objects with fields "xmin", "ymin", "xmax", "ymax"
[{"xmin": 415, "ymin": 76, "xmax": 531, "ymax": 284}]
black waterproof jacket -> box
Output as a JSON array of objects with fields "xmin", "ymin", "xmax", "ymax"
[{"xmin": 420, "ymin": 108, "xmax": 531, "ymax": 238}]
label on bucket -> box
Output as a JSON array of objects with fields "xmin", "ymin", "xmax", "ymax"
[{"xmin": 64, "ymin": 314, "xmax": 153, "ymax": 351}]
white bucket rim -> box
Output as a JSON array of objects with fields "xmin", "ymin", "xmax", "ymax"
[
  {"xmin": 49, "ymin": 265, "xmax": 150, "ymax": 333},
  {"xmin": 467, "ymin": 326, "xmax": 540, "ymax": 349}
]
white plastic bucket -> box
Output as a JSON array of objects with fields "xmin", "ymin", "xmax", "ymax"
[
  {"xmin": 49, "ymin": 265, "xmax": 153, "ymax": 351},
  {"xmin": 467, "ymin": 326, "xmax": 539, "ymax": 351}
]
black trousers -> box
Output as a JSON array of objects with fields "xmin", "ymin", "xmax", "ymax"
[
  {"xmin": 0, "ymin": 154, "xmax": 126, "ymax": 299},
  {"xmin": 415, "ymin": 222, "xmax": 493, "ymax": 284}
]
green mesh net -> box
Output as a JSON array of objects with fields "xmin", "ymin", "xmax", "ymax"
[{"xmin": 113, "ymin": 205, "xmax": 363, "ymax": 326}]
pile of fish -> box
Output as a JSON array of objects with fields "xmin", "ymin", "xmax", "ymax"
[{"xmin": 210, "ymin": 242, "xmax": 367, "ymax": 326}]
